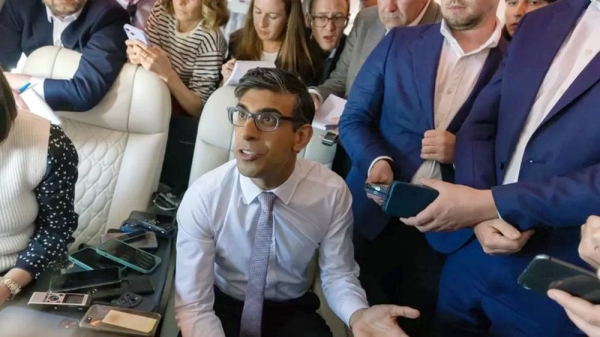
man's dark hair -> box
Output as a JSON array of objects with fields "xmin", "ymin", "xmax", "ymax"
[
  {"xmin": 306, "ymin": 0, "xmax": 351, "ymax": 14},
  {"xmin": 235, "ymin": 68, "xmax": 315, "ymax": 130},
  {"xmin": 0, "ymin": 68, "xmax": 17, "ymax": 143}
]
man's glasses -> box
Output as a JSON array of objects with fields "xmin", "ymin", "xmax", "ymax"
[
  {"xmin": 309, "ymin": 14, "xmax": 349, "ymax": 28},
  {"xmin": 227, "ymin": 106, "xmax": 300, "ymax": 132}
]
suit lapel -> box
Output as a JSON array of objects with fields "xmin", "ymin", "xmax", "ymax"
[
  {"xmin": 504, "ymin": 0, "xmax": 585, "ymax": 159},
  {"xmin": 32, "ymin": 4, "xmax": 53, "ymax": 48},
  {"xmin": 413, "ymin": 25, "xmax": 444, "ymax": 129},
  {"xmin": 447, "ymin": 39, "xmax": 508, "ymax": 134},
  {"xmin": 540, "ymin": 53, "xmax": 600, "ymax": 126}
]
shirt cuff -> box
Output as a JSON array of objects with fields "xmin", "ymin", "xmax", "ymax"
[
  {"xmin": 340, "ymin": 298, "xmax": 370, "ymax": 327},
  {"xmin": 368, "ymin": 156, "xmax": 393, "ymax": 177},
  {"xmin": 308, "ymin": 87, "xmax": 323, "ymax": 104},
  {"xmin": 30, "ymin": 77, "xmax": 46, "ymax": 100}
]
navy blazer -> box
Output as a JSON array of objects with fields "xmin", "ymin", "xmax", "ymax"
[
  {"xmin": 339, "ymin": 23, "xmax": 507, "ymax": 241},
  {"xmin": 432, "ymin": 0, "xmax": 600, "ymax": 254},
  {"xmin": 0, "ymin": 0, "xmax": 129, "ymax": 112}
]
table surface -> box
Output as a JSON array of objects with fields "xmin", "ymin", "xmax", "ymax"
[{"xmin": 0, "ymin": 237, "xmax": 174, "ymax": 337}]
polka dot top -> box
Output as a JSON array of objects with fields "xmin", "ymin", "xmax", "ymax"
[{"xmin": 15, "ymin": 125, "xmax": 78, "ymax": 279}]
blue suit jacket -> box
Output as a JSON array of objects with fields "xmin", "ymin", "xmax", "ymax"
[
  {"xmin": 0, "ymin": 0, "xmax": 129, "ymax": 112},
  {"xmin": 339, "ymin": 23, "xmax": 507, "ymax": 241},
  {"xmin": 432, "ymin": 0, "xmax": 600, "ymax": 254}
]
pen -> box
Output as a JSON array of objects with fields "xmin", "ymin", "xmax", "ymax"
[{"xmin": 18, "ymin": 82, "xmax": 31, "ymax": 94}]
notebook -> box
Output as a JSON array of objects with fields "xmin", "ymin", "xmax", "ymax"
[
  {"xmin": 312, "ymin": 94, "xmax": 346, "ymax": 131},
  {"xmin": 223, "ymin": 60, "xmax": 276, "ymax": 86},
  {"xmin": 20, "ymin": 89, "xmax": 61, "ymax": 125}
]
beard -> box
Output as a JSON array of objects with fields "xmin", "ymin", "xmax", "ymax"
[
  {"xmin": 42, "ymin": 0, "xmax": 86, "ymax": 16},
  {"xmin": 445, "ymin": 13, "xmax": 483, "ymax": 30}
]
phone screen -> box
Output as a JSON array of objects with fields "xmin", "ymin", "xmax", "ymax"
[
  {"xmin": 50, "ymin": 267, "xmax": 121, "ymax": 292},
  {"xmin": 98, "ymin": 240, "xmax": 159, "ymax": 272},
  {"xmin": 69, "ymin": 248, "xmax": 123, "ymax": 270}
]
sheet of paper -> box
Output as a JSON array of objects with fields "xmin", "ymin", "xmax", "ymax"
[
  {"xmin": 223, "ymin": 60, "xmax": 276, "ymax": 86},
  {"xmin": 20, "ymin": 89, "xmax": 61, "ymax": 125},
  {"xmin": 102, "ymin": 310, "xmax": 157, "ymax": 334},
  {"xmin": 312, "ymin": 94, "xmax": 346, "ymax": 131}
]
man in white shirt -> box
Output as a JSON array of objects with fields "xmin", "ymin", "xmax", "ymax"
[
  {"xmin": 175, "ymin": 68, "xmax": 420, "ymax": 337},
  {"xmin": 402, "ymin": 0, "xmax": 600, "ymax": 335},
  {"xmin": 337, "ymin": 0, "xmax": 507, "ymax": 335}
]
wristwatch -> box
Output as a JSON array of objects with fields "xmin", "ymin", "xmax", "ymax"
[{"xmin": 0, "ymin": 277, "xmax": 22, "ymax": 299}]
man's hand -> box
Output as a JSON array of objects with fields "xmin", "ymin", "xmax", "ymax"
[
  {"xmin": 221, "ymin": 58, "xmax": 236, "ymax": 84},
  {"xmin": 350, "ymin": 305, "xmax": 420, "ymax": 337},
  {"xmin": 401, "ymin": 179, "xmax": 497, "ymax": 232},
  {"xmin": 3, "ymin": 72, "xmax": 31, "ymax": 91},
  {"xmin": 420, "ymin": 130, "xmax": 456, "ymax": 164},
  {"xmin": 311, "ymin": 93, "xmax": 322, "ymax": 111},
  {"xmin": 548, "ymin": 288, "xmax": 600, "ymax": 337},
  {"xmin": 366, "ymin": 160, "xmax": 393, "ymax": 206},
  {"xmin": 579, "ymin": 216, "xmax": 600, "ymax": 269},
  {"xmin": 474, "ymin": 219, "xmax": 534, "ymax": 255}
]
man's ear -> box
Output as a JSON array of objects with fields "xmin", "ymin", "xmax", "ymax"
[{"xmin": 293, "ymin": 124, "xmax": 314, "ymax": 153}]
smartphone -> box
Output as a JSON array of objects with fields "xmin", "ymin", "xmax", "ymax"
[
  {"xmin": 96, "ymin": 239, "xmax": 162, "ymax": 274},
  {"xmin": 382, "ymin": 181, "xmax": 439, "ymax": 218},
  {"xmin": 123, "ymin": 23, "xmax": 150, "ymax": 46},
  {"xmin": 49, "ymin": 267, "xmax": 122, "ymax": 292},
  {"xmin": 101, "ymin": 231, "xmax": 158, "ymax": 250},
  {"xmin": 91, "ymin": 275, "xmax": 155, "ymax": 300},
  {"xmin": 365, "ymin": 183, "xmax": 389, "ymax": 199},
  {"xmin": 321, "ymin": 131, "xmax": 339, "ymax": 146},
  {"xmin": 121, "ymin": 211, "xmax": 176, "ymax": 239},
  {"xmin": 69, "ymin": 248, "xmax": 124, "ymax": 271},
  {"xmin": 518, "ymin": 254, "xmax": 600, "ymax": 304}
]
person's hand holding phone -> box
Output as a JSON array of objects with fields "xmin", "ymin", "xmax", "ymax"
[
  {"xmin": 366, "ymin": 159, "xmax": 393, "ymax": 206},
  {"xmin": 579, "ymin": 216, "xmax": 600, "ymax": 269},
  {"xmin": 129, "ymin": 41, "xmax": 175, "ymax": 83},
  {"xmin": 125, "ymin": 39, "xmax": 144, "ymax": 65},
  {"xmin": 548, "ymin": 269, "xmax": 600, "ymax": 337},
  {"xmin": 474, "ymin": 219, "xmax": 534, "ymax": 255},
  {"xmin": 221, "ymin": 58, "xmax": 236, "ymax": 84}
]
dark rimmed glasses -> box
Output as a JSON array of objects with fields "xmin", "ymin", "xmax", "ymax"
[
  {"xmin": 227, "ymin": 106, "xmax": 301, "ymax": 132},
  {"xmin": 309, "ymin": 14, "xmax": 349, "ymax": 28}
]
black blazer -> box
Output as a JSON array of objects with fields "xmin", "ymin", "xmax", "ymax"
[
  {"xmin": 318, "ymin": 34, "xmax": 347, "ymax": 85},
  {"xmin": 0, "ymin": 0, "xmax": 130, "ymax": 112}
]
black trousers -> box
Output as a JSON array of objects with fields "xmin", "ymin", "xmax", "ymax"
[
  {"xmin": 213, "ymin": 286, "xmax": 332, "ymax": 337},
  {"xmin": 354, "ymin": 219, "xmax": 446, "ymax": 337}
]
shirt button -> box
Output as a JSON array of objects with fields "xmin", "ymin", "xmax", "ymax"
[
  {"xmin": 528, "ymin": 159, "xmax": 534, "ymax": 164},
  {"xmin": 585, "ymin": 49, "xmax": 593, "ymax": 56},
  {"xmin": 447, "ymin": 89, "xmax": 454, "ymax": 95}
]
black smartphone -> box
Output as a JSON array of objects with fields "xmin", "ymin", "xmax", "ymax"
[
  {"xmin": 68, "ymin": 248, "xmax": 124, "ymax": 271},
  {"xmin": 101, "ymin": 231, "xmax": 158, "ymax": 250},
  {"xmin": 365, "ymin": 183, "xmax": 389, "ymax": 199},
  {"xmin": 121, "ymin": 211, "xmax": 176, "ymax": 238},
  {"xmin": 321, "ymin": 131, "xmax": 339, "ymax": 146},
  {"xmin": 382, "ymin": 181, "xmax": 439, "ymax": 218},
  {"xmin": 49, "ymin": 267, "xmax": 122, "ymax": 292},
  {"xmin": 91, "ymin": 276, "xmax": 155, "ymax": 299},
  {"xmin": 518, "ymin": 254, "xmax": 600, "ymax": 304},
  {"xmin": 96, "ymin": 239, "xmax": 162, "ymax": 274}
]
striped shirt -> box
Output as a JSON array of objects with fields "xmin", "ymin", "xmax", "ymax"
[{"xmin": 146, "ymin": 1, "xmax": 227, "ymax": 103}]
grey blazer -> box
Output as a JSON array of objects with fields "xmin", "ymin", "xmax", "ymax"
[{"xmin": 316, "ymin": 2, "xmax": 443, "ymax": 100}]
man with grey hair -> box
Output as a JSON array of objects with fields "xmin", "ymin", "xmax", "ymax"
[
  {"xmin": 0, "ymin": 0, "xmax": 129, "ymax": 112},
  {"xmin": 175, "ymin": 67, "xmax": 421, "ymax": 337}
]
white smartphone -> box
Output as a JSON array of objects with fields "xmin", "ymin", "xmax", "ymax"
[{"xmin": 124, "ymin": 24, "xmax": 151, "ymax": 46}]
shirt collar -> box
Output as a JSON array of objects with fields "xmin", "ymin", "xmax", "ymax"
[
  {"xmin": 46, "ymin": 5, "xmax": 84, "ymax": 23},
  {"xmin": 328, "ymin": 48, "xmax": 337, "ymax": 59},
  {"xmin": 239, "ymin": 160, "xmax": 302, "ymax": 206},
  {"xmin": 439, "ymin": 17, "xmax": 502, "ymax": 57},
  {"xmin": 592, "ymin": 0, "xmax": 600, "ymax": 11}
]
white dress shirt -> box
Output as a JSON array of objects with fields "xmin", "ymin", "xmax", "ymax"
[
  {"xmin": 29, "ymin": 6, "xmax": 84, "ymax": 100},
  {"xmin": 503, "ymin": 1, "xmax": 600, "ymax": 184},
  {"xmin": 368, "ymin": 19, "xmax": 502, "ymax": 179},
  {"xmin": 175, "ymin": 159, "xmax": 368, "ymax": 337}
]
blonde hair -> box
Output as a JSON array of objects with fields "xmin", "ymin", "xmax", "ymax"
[{"xmin": 164, "ymin": 0, "xmax": 229, "ymax": 31}]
